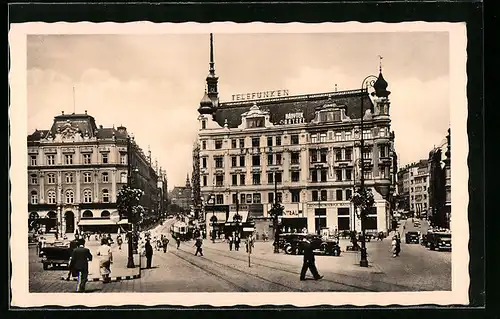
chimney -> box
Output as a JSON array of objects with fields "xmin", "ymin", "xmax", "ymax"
[
  {"xmin": 99, "ymin": 125, "xmax": 103, "ymax": 129},
  {"xmin": 62, "ymin": 111, "xmax": 65, "ymax": 115}
]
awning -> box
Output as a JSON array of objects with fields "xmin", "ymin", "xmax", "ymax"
[
  {"xmin": 78, "ymin": 219, "xmax": 129, "ymax": 226},
  {"xmin": 243, "ymin": 227, "xmax": 255, "ymax": 232},
  {"xmin": 227, "ymin": 211, "xmax": 249, "ymax": 223}
]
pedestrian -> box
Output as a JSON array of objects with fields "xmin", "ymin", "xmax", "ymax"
[
  {"xmin": 117, "ymin": 234, "xmax": 123, "ymax": 250},
  {"xmin": 145, "ymin": 239, "xmax": 153, "ymax": 268},
  {"xmin": 176, "ymin": 236, "xmax": 181, "ymax": 249},
  {"xmin": 65, "ymin": 235, "xmax": 81, "ymax": 281},
  {"xmin": 391, "ymin": 235, "xmax": 401, "ymax": 257},
  {"xmin": 68, "ymin": 239, "xmax": 93, "ymax": 292},
  {"xmin": 194, "ymin": 237, "xmax": 203, "ymax": 256},
  {"xmin": 162, "ymin": 235, "xmax": 169, "ymax": 253},
  {"xmin": 299, "ymin": 235, "xmax": 323, "ymax": 281},
  {"xmin": 228, "ymin": 235, "xmax": 233, "ymax": 251},
  {"xmin": 97, "ymin": 238, "xmax": 113, "ymax": 283},
  {"xmin": 234, "ymin": 236, "xmax": 240, "ymax": 251}
]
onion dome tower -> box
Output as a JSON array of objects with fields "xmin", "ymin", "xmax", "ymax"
[
  {"xmin": 198, "ymin": 89, "xmax": 214, "ymax": 115},
  {"xmin": 198, "ymin": 33, "xmax": 219, "ymax": 116},
  {"xmin": 372, "ymin": 60, "xmax": 391, "ymax": 98}
]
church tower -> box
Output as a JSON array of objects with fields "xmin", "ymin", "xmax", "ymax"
[
  {"xmin": 198, "ymin": 33, "xmax": 219, "ymax": 117},
  {"xmin": 372, "ymin": 58, "xmax": 391, "ymax": 117}
]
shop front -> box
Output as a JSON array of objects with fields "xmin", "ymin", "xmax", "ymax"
[{"xmin": 77, "ymin": 217, "xmax": 130, "ymax": 234}]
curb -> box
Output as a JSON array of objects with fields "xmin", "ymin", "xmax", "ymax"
[{"xmin": 61, "ymin": 273, "xmax": 140, "ymax": 282}]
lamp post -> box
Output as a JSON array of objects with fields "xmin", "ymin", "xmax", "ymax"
[
  {"xmin": 358, "ymin": 75, "xmax": 378, "ymax": 267},
  {"xmin": 271, "ymin": 171, "xmax": 282, "ymax": 254},
  {"xmin": 233, "ymin": 191, "xmax": 242, "ymax": 237},
  {"xmin": 126, "ymin": 135, "xmax": 137, "ymax": 269},
  {"xmin": 208, "ymin": 194, "xmax": 216, "ymax": 243}
]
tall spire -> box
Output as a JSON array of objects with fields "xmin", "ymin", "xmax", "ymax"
[
  {"xmin": 378, "ymin": 55, "xmax": 383, "ymax": 73},
  {"xmin": 185, "ymin": 173, "xmax": 191, "ymax": 188},
  {"xmin": 206, "ymin": 33, "xmax": 219, "ymax": 105},
  {"xmin": 209, "ymin": 33, "xmax": 215, "ymax": 73}
]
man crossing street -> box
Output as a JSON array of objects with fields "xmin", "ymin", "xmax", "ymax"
[{"xmin": 299, "ymin": 235, "xmax": 323, "ymax": 281}]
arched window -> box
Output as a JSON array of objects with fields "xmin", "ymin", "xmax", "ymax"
[
  {"xmin": 83, "ymin": 189, "xmax": 92, "ymax": 203},
  {"xmin": 120, "ymin": 172, "xmax": 127, "ymax": 183},
  {"xmin": 47, "ymin": 211, "xmax": 57, "ymax": 218},
  {"xmin": 102, "ymin": 172, "xmax": 109, "ymax": 183},
  {"xmin": 30, "ymin": 174, "xmax": 38, "ymax": 185},
  {"xmin": 47, "ymin": 173, "xmax": 56, "ymax": 184},
  {"xmin": 101, "ymin": 210, "xmax": 110, "ymax": 218},
  {"xmin": 82, "ymin": 210, "xmax": 93, "ymax": 218},
  {"xmin": 30, "ymin": 190, "xmax": 38, "ymax": 204},
  {"xmin": 102, "ymin": 189, "xmax": 110, "ymax": 203},
  {"xmin": 65, "ymin": 173, "xmax": 73, "ymax": 183},
  {"xmin": 47, "ymin": 190, "xmax": 56, "ymax": 204},
  {"xmin": 83, "ymin": 172, "xmax": 92, "ymax": 183},
  {"xmin": 65, "ymin": 189, "xmax": 74, "ymax": 204}
]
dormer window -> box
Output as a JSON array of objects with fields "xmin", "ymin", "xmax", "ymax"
[
  {"xmin": 247, "ymin": 117, "xmax": 264, "ymax": 128},
  {"xmin": 215, "ymin": 140, "xmax": 223, "ymax": 149},
  {"xmin": 319, "ymin": 110, "xmax": 341, "ymax": 122}
]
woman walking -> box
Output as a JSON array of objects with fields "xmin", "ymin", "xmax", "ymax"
[{"xmin": 97, "ymin": 238, "xmax": 113, "ymax": 283}]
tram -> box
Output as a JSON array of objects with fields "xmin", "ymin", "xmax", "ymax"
[{"xmin": 170, "ymin": 220, "xmax": 192, "ymax": 241}]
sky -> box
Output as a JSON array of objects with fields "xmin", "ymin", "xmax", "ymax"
[{"xmin": 27, "ymin": 32, "xmax": 450, "ymax": 189}]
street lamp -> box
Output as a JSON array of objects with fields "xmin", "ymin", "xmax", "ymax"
[
  {"xmin": 126, "ymin": 135, "xmax": 140, "ymax": 269},
  {"xmin": 357, "ymin": 75, "xmax": 378, "ymax": 267},
  {"xmin": 208, "ymin": 194, "xmax": 216, "ymax": 243},
  {"xmin": 270, "ymin": 171, "xmax": 283, "ymax": 254}
]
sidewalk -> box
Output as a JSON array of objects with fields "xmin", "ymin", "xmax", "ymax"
[{"xmin": 62, "ymin": 240, "xmax": 141, "ymax": 282}]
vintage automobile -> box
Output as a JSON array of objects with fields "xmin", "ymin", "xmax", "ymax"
[
  {"xmin": 427, "ymin": 231, "xmax": 452, "ymax": 251},
  {"xmin": 279, "ymin": 233, "xmax": 341, "ymax": 256},
  {"xmin": 39, "ymin": 241, "xmax": 74, "ymax": 270},
  {"xmin": 319, "ymin": 237, "xmax": 342, "ymax": 256},
  {"xmin": 405, "ymin": 231, "xmax": 420, "ymax": 244}
]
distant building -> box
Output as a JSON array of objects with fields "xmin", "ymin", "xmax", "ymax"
[
  {"xmin": 397, "ymin": 159, "xmax": 429, "ymax": 218},
  {"xmin": 169, "ymin": 175, "xmax": 193, "ymax": 213},
  {"xmin": 27, "ymin": 111, "xmax": 159, "ymax": 235},
  {"xmin": 197, "ymin": 34, "xmax": 397, "ymax": 236}
]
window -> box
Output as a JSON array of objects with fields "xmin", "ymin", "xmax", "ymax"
[
  {"xmin": 336, "ymin": 169, "xmax": 343, "ymax": 181},
  {"xmin": 239, "ymin": 174, "xmax": 245, "ymax": 185},
  {"xmin": 276, "ymin": 192, "xmax": 282, "ymax": 203},
  {"xmin": 65, "ymin": 190, "xmax": 74, "ymax": 204},
  {"xmin": 320, "ymin": 133, "xmax": 327, "ymax": 143},
  {"xmin": 291, "ymin": 190, "xmax": 300, "ymax": 203},
  {"xmin": 267, "ymin": 154, "xmax": 273, "ymax": 165},
  {"xmin": 411, "ymin": 187, "xmax": 414, "ymax": 192},
  {"xmin": 216, "ymin": 195, "xmax": 224, "ymax": 205},
  {"xmin": 65, "ymin": 173, "xmax": 73, "ymax": 183},
  {"xmin": 203, "ymin": 175, "xmax": 207, "ymax": 186},
  {"xmin": 232, "ymin": 175, "xmax": 238, "ymax": 186},
  {"xmin": 202, "ymin": 141, "xmax": 206, "ymax": 150},
  {"xmin": 216, "ymin": 175, "xmax": 224, "ymax": 187},
  {"xmin": 47, "ymin": 190, "xmax": 56, "ymax": 204},
  {"xmin": 252, "ymin": 155, "xmax": 260, "ymax": 166},
  {"xmin": 240, "ymin": 193, "xmax": 246, "ymax": 205},
  {"xmin": 276, "ymin": 153, "xmax": 282, "ymax": 165},
  {"xmin": 102, "ymin": 189, "xmax": 109, "ymax": 203},
  {"xmin": 320, "ymin": 190, "xmax": 327, "ymax": 201},
  {"xmin": 202, "ymin": 158, "xmax": 207, "ymax": 168},
  {"xmin": 312, "ymin": 190, "xmax": 318, "ymax": 201},
  {"xmin": 275, "ymin": 172, "xmax": 282, "ymax": 184},
  {"xmin": 345, "ymin": 131, "xmax": 352, "ymax": 140},
  {"xmin": 379, "ymin": 145, "xmax": 387, "ymax": 158},
  {"xmin": 276, "ymin": 136, "xmax": 281, "ymax": 146},
  {"xmin": 319, "ymin": 169, "xmax": 326, "ymax": 182},
  {"xmin": 363, "ymin": 170, "xmax": 372, "ymax": 180},
  {"xmin": 424, "ymin": 194, "xmax": 427, "ymax": 199},
  {"xmin": 120, "ymin": 154, "xmax": 126, "ymax": 164},
  {"xmin": 215, "ymin": 140, "xmax": 223, "ymax": 149},
  {"xmin": 345, "ymin": 148, "xmax": 352, "ymax": 161},
  {"xmin": 102, "ymin": 172, "xmax": 109, "ymax": 182},
  {"xmin": 31, "ymin": 191, "xmax": 38, "ymax": 204},
  {"xmin": 379, "ymin": 127, "xmax": 386, "ymax": 137},
  {"xmin": 311, "ymin": 134, "xmax": 318, "ymax": 143},
  {"xmin": 101, "ymin": 153, "xmax": 108, "ymax": 164},
  {"xmin": 311, "ymin": 170, "xmax": 318, "ymax": 182},
  {"xmin": 231, "ymin": 156, "xmax": 237, "ymax": 167},
  {"xmin": 201, "ymin": 120, "xmax": 206, "ymax": 129},
  {"xmin": 424, "ymin": 185, "xmax": 427, "ymax": 191},
  {"xmin": 335, "ymin": 149, "xmax": 342, "ymax": 161},
  {"xmin": 253, "ymin": 193, "xmax": 261, "ymax": 204},
  {"xmin": 320, "ymin": 150, "xmax": 327, "ymax": 163},
  {"xmin": 291, "ymin": 134, "xmax": 299, "ymax": 145},
  {"xmin": 215, "ymin": 157, "xmax": 223, "ymax": 168},
  {"xmin": 335, "ymin": 132, "xmax": 342, "ymax": 142},
  {"xmin": 232, "ymin": 194, "xmax": 238, "ymax": 204},
  {"xmin": 362, "ymin": 149, "xmax": 372, "ymax": 159},
  {"xmin": 237, "ymin": 155, "xmax": 245, "ymax": 167},
  {"xmin": 336, "ymin": 190, "xmax": 343, "ymax": 201},
  {"xmin": 311, "ymin": 150, "xmax": 318, "ymax": 162},
  {"xmin": 291, "ymin": 152, "xmax": 300, "ymax": 165},
  {"xmin": 30, "ymin": 174, "xmax": 38, "ymax": 184},
  {"xmin": 46, "ymin": 155, "xmax": 55, "ymax": 165},
  {"xmin": 346, "ymin": 189, "xmax": 353, "ymax": 200},
  {"xmin": 268, "ymin": 192, "xmax": 274, "ymax": 204},
  {"xmin": 267, "ymin": 173, "xmax": 274, "ymax": 184},
  {"xmin": 267, "ymin": 136, "xmax": 273, "ymax": 147},
  {"xmin": 252, "ymin": 137, "xmax": 260, "ymax": 148},
  {"xmin": 345, "ymin": 169, "xmax": 352, "ymax": 181},
  {"xmin": 83, "ymin": 153, "xmax": 92, "ymax": 164},
  {"xmin": 65, "ymin": 154, "xmax": 73, "ymax": 165},
  {"xmin": 30, "ymin": 156, "xmax": 37, "ymax": 166},
  {"xmin": 239, "ymin": 138, "xmax": 245, "ymax": 148},
  {"xmin": 83, "ymin": 189, "xmax": 92, "ymax": 203},
  {"xmin": 252, "ymin": 173, "xmax": 261, "ymax": 185},
  {"xmin": 83, "ymin": 172, "xmax": 92, "ymax": 183},
  {"xmin": 363, "ymin": 129, "xmax": 372, "ymax": 139},
  {"xmin": 47, "ymin": 174, "xmax": 56, "ymax": 184},
  {"xmin": 291, "ymin": 171, "xmax": 300, "ymax": 182},
  {"xmin": 120, "ymin": 172, "xmax": 127, "ymax": 183},
  {"xmin": 231, "ymin": 139, "xmax": 237, "ymax": 149}
]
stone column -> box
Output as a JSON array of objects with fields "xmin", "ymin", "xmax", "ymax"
[
  {"xmin": 39, "ymin": 172, "xmax": 45, "ymax": 204},
  {"xmin": 94, "ymin": 169, "xmax": 99, "ymax": 203},
  {"xmin": 75, "ymin": 171, "xmax": 81, "ymax": 203},
  {"xmin": 111, "ymin": 169, "xmax": 117, "ymax": 202}
]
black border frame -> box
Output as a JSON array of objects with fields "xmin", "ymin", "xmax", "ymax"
[{"xmin": 6, "ymin": 1, "xmax": 487, "ymax": 318}]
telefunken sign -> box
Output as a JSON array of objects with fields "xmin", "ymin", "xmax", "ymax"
[{"xmin": 232, "ymin": 89, "xmax": 289, "ymax": 101}]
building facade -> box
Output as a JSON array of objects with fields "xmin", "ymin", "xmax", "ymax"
[
  {"xmin": 396, "ymin": 160, "xmax": 429, "ymax": 218},
  {"xmin": 169, "ymin": 175, "xmax": 193, "ymax": 213},
  {"xmin": 27, "ymin": 112, "xmax": 159, "ymax": 235},
  {"xmin": 197, "ymin": 34, "xmax": 397, "ymax": 235}
]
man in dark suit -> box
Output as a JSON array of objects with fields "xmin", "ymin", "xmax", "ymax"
[
  {"xmin": 145, "ymin": 239, "xmax": 153, "ymax": 268},
  {"xmin": 69, "ymin": 239, "xmax": 93, "ymax": 292},
  {"xmin": 300, "ymin": 235, "xmax": 323, "ymax": 281}
]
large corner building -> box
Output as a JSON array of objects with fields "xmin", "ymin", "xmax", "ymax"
[{"xmin": 197, "ymin": 34, "xmax": 397, "ymax": 236}]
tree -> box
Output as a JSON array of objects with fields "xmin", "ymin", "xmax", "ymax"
[{"xmin": 117, "ymin": 185, "xmax": 145, "ymax": 224}]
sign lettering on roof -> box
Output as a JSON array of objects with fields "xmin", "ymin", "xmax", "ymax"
[
  {"xmin": 232, "ymin": 89, "xmax": 289, "ymax": 101},
  {"xmin": 285, "ymin": 112, "xmax": 304, "ymax": 120}
]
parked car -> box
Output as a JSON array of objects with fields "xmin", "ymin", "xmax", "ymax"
[
  {"xmin": 405, "ymin": 231, "xmax": 420, "ymax": 244},
  {"xmin": 279, "ymin": 233, "xmax": 341, "ymax": 256},
  {"xmin": 427, "ymin": 231, "xmax": 452, "ymax": 251},
  {"xmin": 319, "ymin": 237, "xmax": 342, "ymax": 256},
  {"xmin": 39, "ymin": 241, "xmax": 73, "ymax": 270}
]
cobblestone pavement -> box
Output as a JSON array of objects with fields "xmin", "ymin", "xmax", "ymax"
[{"xmin": 29, "ymin": 218, "xmax": 450, "ymax": 293}]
